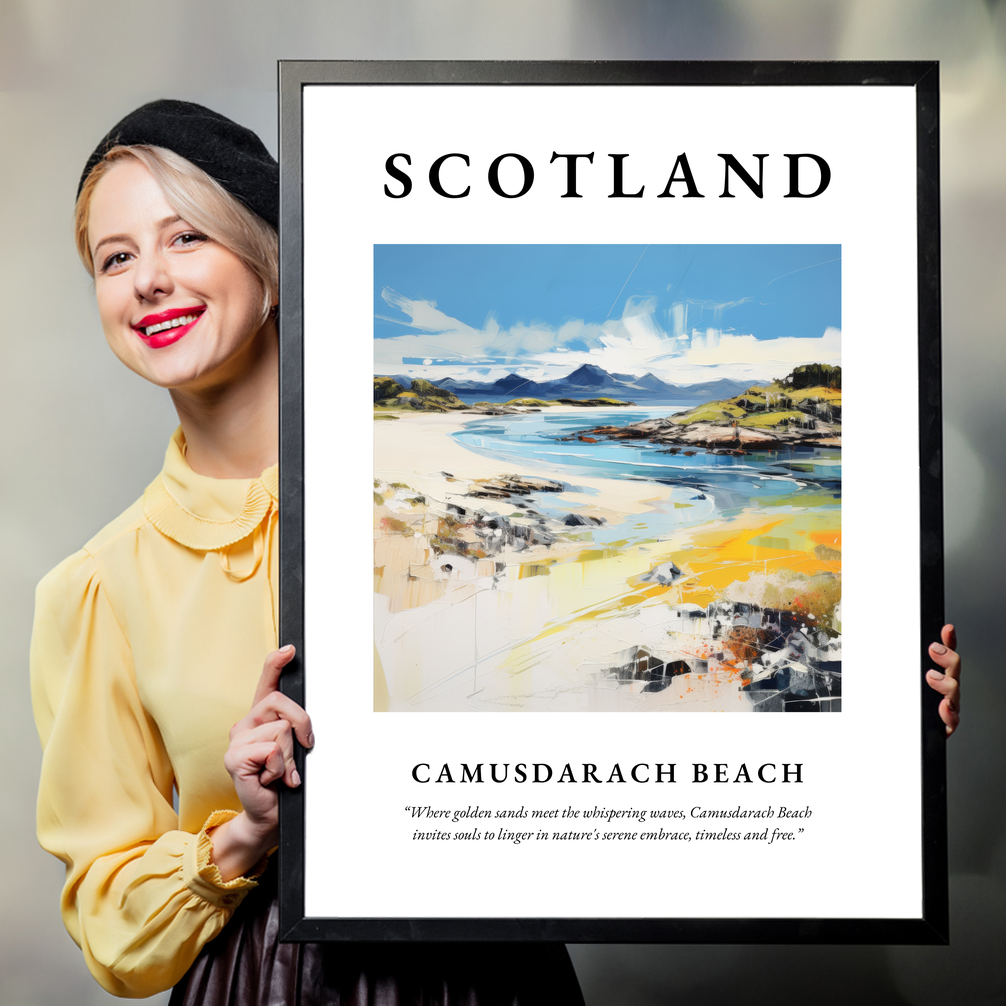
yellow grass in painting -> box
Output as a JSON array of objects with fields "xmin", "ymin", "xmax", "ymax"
[
  {"xmin": 738, "ymin": 410, "xmax": 807, "ymax": 428},
  {"xmin": 496, "ymin": 508, "xmax": 841, "ymax": 679}
]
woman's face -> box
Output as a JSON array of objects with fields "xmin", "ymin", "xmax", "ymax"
[{"xmin": 87, "ymin": 158, "xmax": 270, "ymax": 392}]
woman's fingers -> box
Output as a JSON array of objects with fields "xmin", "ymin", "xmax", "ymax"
[
  {"xmin": 240, "ymin": 644, "xmax": 314, "ymax": 749},
  {"xmin": 926, "ymin": 667, "xmax": 959, "ymax": 704},
  {"xmin": 232, "ymin": 689, "xmax": 314, "ymax": 750},
  {"xmin": 252, "ymin": 644, "xmax": 296, "ymax": 707},
  {"xmin": 224, "ymin": 738, "xmax": 287, "ymax": 788},
  {"xmin": 259, "ymin": 742, "xmax": 289, "ymax": 787},
  {"xmin": 218, "ymin": 647, "xmax": 309, "ymax": 846},
  {"xmin": 927, "ymin": 623, "xmax": 961, "ymax": 737},
  {"xmin": 941, "ymin": 623, "xmax": 958, "ymax": 654},
  {"xmin": 940, "ymin": 698, "xmax": 960, "ymax": 737},
  {"xmin": 928, "ymin": 637, "xmax": 961, "ymax": 685},
  {"xmin": 254, "ymin": 691, "xmax": 314, "ymax": 748},
  {"xmin": 230, "ymin": 719, "xmax": 301, "ymax": 788},
  {"xmin": 924, "ymin": 676, "xmax": 960, "ymax": 736},
  {"xmin": 224, "ymin": 645, "xmax": 311, "ymax": 808},
  {"xmin": 929, "ymin": 639, "xmax": 960, "ymax": 676}
]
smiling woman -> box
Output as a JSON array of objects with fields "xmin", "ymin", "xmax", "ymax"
[
  {"xmin": 85, "ymin": 159, "xmax": 272, "ymax": 394},
  {"xmin": 30, "ymin": 99, "xmax": 585, "ymax": 1004},
  {"xmin": 76, "ymin": 144, "xmax": 278, "ymax": 311}
]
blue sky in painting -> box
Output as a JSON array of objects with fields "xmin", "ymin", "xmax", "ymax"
[{"xmin": 374, "ymin": 245, "xmax": 841, "ymax": 384}]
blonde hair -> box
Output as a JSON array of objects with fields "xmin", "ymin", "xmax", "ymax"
[{"xmin": 75, "ymin": 145, "xmax": 278, "ymax": 323}]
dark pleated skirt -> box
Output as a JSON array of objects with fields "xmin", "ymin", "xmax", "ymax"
[{"xmin": 169, "ymin": 869, "xmax": 584, "ymax": 1006}]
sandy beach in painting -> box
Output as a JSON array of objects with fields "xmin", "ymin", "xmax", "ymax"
[{"xmin": 373, "ymin": 409, "xmax": 842, "ymax": 713}]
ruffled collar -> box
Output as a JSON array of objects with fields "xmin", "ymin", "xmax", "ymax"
[{"xmin": 143, "ymin": 428, "xmax": 278, "ymax": 551}]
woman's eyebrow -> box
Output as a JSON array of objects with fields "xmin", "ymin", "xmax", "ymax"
[
  {"xmin": 92, "ymin": 216, "xmax": 185, "ymax": 257},
  {"xmin": 92, "ymin": 232, "xmax": 133, "ymax": 256}
]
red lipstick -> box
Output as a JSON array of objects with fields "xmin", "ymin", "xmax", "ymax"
[{"xmin": 132, "ymin": 306, "xmax": 205, "ymax": 349}]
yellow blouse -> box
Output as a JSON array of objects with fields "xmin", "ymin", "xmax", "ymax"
[{"xmin": 31, "ymin": 428, "xmax": 279, "ymax": 998}]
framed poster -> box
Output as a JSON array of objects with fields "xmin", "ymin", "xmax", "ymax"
[{"xmin": 277, "ymin": 61, "xmax": 946, "ymax": 943}]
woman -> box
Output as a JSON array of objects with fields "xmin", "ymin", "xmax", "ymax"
[
  {"xmin": 31, "ymin": 100, "xmax": 586, "ymax": 1003},
  {"xmin": 33, "ymin": 99, "xmax": 963, "ymax": 1003}
]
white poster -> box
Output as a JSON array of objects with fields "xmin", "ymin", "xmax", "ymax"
[{"xmin": 286, "ymin": 65, "xmax": 943, "ymax": 940}]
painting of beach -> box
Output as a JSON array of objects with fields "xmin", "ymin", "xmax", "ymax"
[{"xmin": 373, "ymin": 245, "xmax": 841, "ymax": 712}]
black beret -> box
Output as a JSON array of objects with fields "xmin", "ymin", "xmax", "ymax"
[{"xmin": 78, "ymin": 99, "xmax": 278, "ymax": 228}]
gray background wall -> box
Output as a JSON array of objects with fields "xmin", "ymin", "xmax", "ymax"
[{"xmin": 1, "ymin": 2, "xmax": 1003, "ymax": 1003}]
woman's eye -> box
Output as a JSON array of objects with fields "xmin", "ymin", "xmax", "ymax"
[
  {"xmin": 173, "ymin": 231, "xmax": 208, "ymax": 248},
  {"xmin": 101, "ymin": 251, "xmax": 132, "ymax": 273}
]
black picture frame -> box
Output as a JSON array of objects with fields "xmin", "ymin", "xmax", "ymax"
[{"xmin": 277, "ymin": 60, "xmax": 945, "ymax": 944}]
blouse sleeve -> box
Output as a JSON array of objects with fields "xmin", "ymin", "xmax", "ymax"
[{"xmin": 31, "ymin": 549, "xmax": 262, "ymax": 998}]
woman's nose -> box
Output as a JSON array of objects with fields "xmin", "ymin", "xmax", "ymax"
[{"xmin": 133, "ymin": 249, "xmax": 173, "ymax": 302}]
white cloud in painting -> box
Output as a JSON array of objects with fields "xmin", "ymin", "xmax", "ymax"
[
  {"xmin": 376, "ymin": 287, "xmax": 839, "ymax": 385},
  {"xmin": 375, "ymin": 288, "xmax": 496, "ymax": 363},
  {"xmin": 686, "ymin": 327, "xmax": 841, "ymax": 367},
  {"xmin": 522, "ymin": 319, "xmax": 839, "ymax": 386},
  {"xmin": 519, "ymin": 298, "xmax": 686, "ymax": 375},
  {"xmin": 376, "ymin": 287, "xmax": 594, "ymax": 367}
]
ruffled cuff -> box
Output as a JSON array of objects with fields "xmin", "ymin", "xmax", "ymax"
[{"xmin": 182, "ymin": 810, "xmax": 269, "ymax": 909}]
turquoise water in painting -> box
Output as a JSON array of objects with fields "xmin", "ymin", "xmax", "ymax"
[{"xmin": 451, "ymin": 408, "xmax": 841, "ymax": 517}]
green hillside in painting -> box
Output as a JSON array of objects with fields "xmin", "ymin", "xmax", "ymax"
[
  {"xmin": 374, "ymin": 377, "xmax": 468, "ymax": 412},
  {"xmin": 579, "ymin": 365, "xmax": 841, "ymax": 452},
  {"xmin": 671, "ymin": 364, "xmax": 841, "ymax": 431}
]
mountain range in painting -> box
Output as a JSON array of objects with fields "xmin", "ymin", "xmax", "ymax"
[{"xmin": 376, "ymin": 363, "xmax": 755, "ymax": 405}]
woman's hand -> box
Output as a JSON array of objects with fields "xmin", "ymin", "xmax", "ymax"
[
  {"xmin": 209, "ymin": 645, "xmax": 314, "ymax": 881},
  {"xmin": 926, "ymin": 624, "xmax": 961, "ymax": 738}
]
